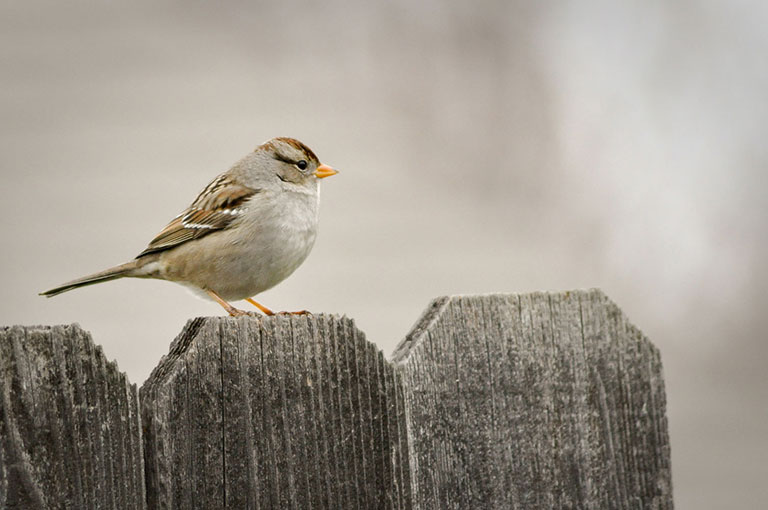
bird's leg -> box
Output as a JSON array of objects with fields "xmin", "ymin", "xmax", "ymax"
[
  {"xmin": 246, "ymin": 298, "xmax": 275, "ymax": 316},
  {"xmin": 246, "ymin": 298, "xmax": 312, "ymax": 316},
  {"xmin": 206, "ymin": 289, "xmax": 251, "ymax": 317}
]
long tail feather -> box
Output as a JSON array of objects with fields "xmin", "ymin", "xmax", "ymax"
[{"xmin": 40, "ymin": 260, "xmax": 141, "ymax": 297}]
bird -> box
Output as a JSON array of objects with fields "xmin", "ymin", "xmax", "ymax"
[{"xmin": 40, "ymin": 137, "xmax": 338, "ymax": 316}]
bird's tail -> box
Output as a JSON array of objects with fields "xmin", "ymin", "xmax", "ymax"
[{"xmin": 40, "ymin": 260, "xmax": 142, "ymax": 297}]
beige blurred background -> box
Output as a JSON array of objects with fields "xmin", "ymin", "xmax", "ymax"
[{"xmin": 1, "ymin": 1, "xmax": 766, "ymax": 507}]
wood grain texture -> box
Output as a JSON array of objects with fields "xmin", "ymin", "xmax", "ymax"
[
  {"xmin": 392, "ymin": 289, "xmax": 673, "ymax": 510},
  {"xmin": 2, "ymin": 290, "xmax": 673, "ymax": 509},
  {"xmin": 140, "ymin": 315, "xmax": 411, "ymax": 510},
  {"xmin": 0, "ymin": 324, "xmax": 146, "ymax": 509}
]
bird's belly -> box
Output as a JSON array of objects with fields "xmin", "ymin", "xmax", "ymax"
[
  {"xmin": 224, "ymin": 228, "xmax": 316, "ymax": 299},
  {"xmin": 160, "ymin": 217, "xmax": 317, "ymax": 301}
]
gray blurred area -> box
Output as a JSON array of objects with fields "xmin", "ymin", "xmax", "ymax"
[{"xmin": 1, "ymin": 1, "xmax": 765, "ymax": 507}]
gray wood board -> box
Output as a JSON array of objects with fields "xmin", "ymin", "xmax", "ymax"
[
  {"xmin": 0, "ymin": 324, "xmax": 146, "ymax": 509},
  {"xmin": 140, "ymin": 314, "xmax": 411, "ymax": 509},
  {"xmin": 392, "ymin": 289, "xmax": 673, "ymax": 509},
  {"xmin": 1, "ymin": 289, "xmax": 673, "ymax": 509}
]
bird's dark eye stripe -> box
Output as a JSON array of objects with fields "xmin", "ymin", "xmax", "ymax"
[
  {"xmin": 273, "ymin": 153, "xmax": 311, "ymax": 170},
  {"xmin": 273, "ymin": 153, "xmax": 294, "ymax": 164}
]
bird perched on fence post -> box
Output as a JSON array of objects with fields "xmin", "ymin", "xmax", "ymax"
[{"xmin": 41, "ymin": 137, "xmax": 338, "ymax": 316}]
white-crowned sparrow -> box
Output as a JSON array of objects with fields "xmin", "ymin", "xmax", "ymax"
[{"xmin": 40, "ymin": 137, "xmax": 338, "ymax": 316}]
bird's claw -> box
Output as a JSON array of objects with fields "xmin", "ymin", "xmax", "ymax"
[{"xmin": 228, "ymin": 308, "xmax": 257, "ymax": 317}]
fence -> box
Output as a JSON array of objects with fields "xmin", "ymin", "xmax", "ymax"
[{"xmin": 0, "ymin": 290, "xmax": 672, "ymax": 509}]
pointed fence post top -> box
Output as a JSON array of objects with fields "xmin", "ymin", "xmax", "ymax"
[
  {"xmin": 390, "ymin": 288, "xmax": 671, "ymax": 509},
  {"xmin": 392, "ymin": 289, "xmax": 659, "ymax": 361},
  {"xmin": 0, "ymin": 322, "xmax": 146, "ymax": 509},
  {"xmin": 139, "ymin": 313, "xmax": 412, "ymax": 509}
]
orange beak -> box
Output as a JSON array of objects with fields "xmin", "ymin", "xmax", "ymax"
[{"xmin": 314, "ymin": 164, "xmax": 339, "ymax": 179}]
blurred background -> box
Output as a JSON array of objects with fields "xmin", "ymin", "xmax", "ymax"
[{"xmin": 1, "ymin": 1, "xmax": 765, "ymax": 507}]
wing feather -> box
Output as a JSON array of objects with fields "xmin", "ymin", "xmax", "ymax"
[{"xmin": 137, "ymin": 175, "xmax": 259, "ymax": 258}]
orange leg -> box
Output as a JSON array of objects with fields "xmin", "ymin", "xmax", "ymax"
[
  {"xmin": 246, "ymin": 298, "xmax": 312, "ymax": 316},
  {"xmin": 206, "ymin": 289, "xmax": 250, "ymax": 317},
  {"xmin": 246, "ymin": 298, "xmax": 275, "ymax": 316}
]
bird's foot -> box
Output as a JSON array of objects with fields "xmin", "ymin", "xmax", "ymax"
[
  {"xmin": 244, "ymin": 297, "xmax": 311, "ymax": 316},
  {"xmin": 206, "ymin": 289, "xmax": 259, "ymax": 317},
  {"xmin": 228, "ymin": 307, "xmax": 256, "ymax": 317}
]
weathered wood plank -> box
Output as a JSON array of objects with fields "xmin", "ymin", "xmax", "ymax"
[
  {"xmin": 392, "ymin": 289, "xmax": 673, "ymax": 510},
  {"xmin": 3, "ymin": 290, "xmax": 672, "ymax": 508},
  {"xmin": 140, "ymin": 314, "xmax": 411, "ymax": 509},
  {"xmin": 0, "ymin": 324, "xmax": 146, "ymax": 509}
]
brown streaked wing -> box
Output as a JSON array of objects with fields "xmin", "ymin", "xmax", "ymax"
[{"xmin": 136, "ymin": 176, "xmax": 259, "ymax": 258}]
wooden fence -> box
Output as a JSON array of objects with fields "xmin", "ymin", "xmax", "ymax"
[{"xmin": 0, "ymin": 290, "xmax": 673, "ymax": 509}]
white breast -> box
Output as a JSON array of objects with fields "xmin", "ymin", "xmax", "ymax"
[
  {"xmin": 221, "ymin": 187, "xmax": 320, "ymax": 299},
  {"xmin": 158, "ymin": 184, "xmax": 323, "ymax": 302}
]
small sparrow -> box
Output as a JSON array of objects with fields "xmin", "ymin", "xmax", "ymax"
[{"xmin": 41, "ymin": 137, "xmax": 338, "ymax": 316}]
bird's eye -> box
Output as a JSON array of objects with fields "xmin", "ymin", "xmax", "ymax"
[{"xmin": 296, "ymin": 160, "xmax": 308, "ymax": 170}]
